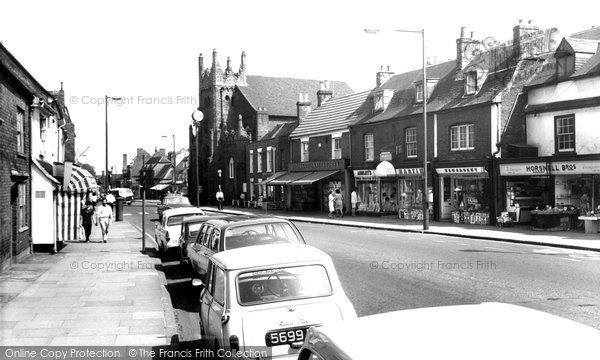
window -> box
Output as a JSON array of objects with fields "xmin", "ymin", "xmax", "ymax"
[
  {"xmin": 210, "ymin": 229, "xmax": 221, "ymax": 251},
  {"xmin": 40, "ymin": 116, "xmax": 47, "ymax": 142},
  {"xmin": 555, "ymin": 115, "xmax": 575, "ymax": 153},
  {"xmin": 266, "ymin": 147, "xmax": 273, "ymax": 172},
  {"xmin": 395, "ymin": 143, "xmax": 403, "ymax": 155},
  {"xmin": 228, "ymin": 157, "xmax": 234, "ymax": 179},
  {"xmin": 18, "ymin": 182, "xmax": 28, "ymax": 229},
  {"xmin": 465, "ymin": 72, "xmax": 477, "ymax": 95},
  {"xmin": 332, "ymin": 137, "xmax": 342, "ymax": 159},
  {"xmin": 301, "ymin": 141, "xmax": 309, "ymax": 162},
  {"xmin": 257, "ymin": 149, "xmax": 263, "ymax": 172},
  {"xmin": 405, "ymin": 127, "xmax": 417, "ymax": 158},
  {"xmin": 450, "ymin": 124, "xmax": 475, "ymax": 151},
  {"xmin": 364, "ymin": 133, "xmax": 374, "ymax": 161},
  {"xmin": 249, "ymin": 150, "xmax": 254, "ymax": 173},
  {"xmin": 416, "ymin": 83, "xmax": 424, "ymax": 102},
  {"xmin": 213, "ymin": 266, "xmax": 225, "ymax": 305},
  {"xmin": 17, "ymin": 107, "xmax": 25, "ymax": 154},
  {"xmin": 557, "ymin": 56, "xmax": 575, "ymax": 79}
]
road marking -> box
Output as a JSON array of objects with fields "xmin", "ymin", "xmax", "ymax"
[
  {"xmin": 560, "ymin": 257, "xmax": 582, "ymax": 262},
  {"xmin": 132, "ymin": 225, "xmax": 159, "ymax": 249},
  {"xmin": 137, "ymin": 212, "xmax": 151, "ymax": 215},
  {"xmin": 123, "ymin": 213, "xmax": 131, "ymax": 216}
]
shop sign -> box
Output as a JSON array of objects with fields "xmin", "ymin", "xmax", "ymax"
[
  {"xmin": 289, "ymin": 159, "xmax": 345, "ymax": 171},
  {"xmin": 500, "ymin": 161, "xmax": 600, "ymax": 176},
  {"xmin": 396, "ymin": 168, "xmax": 423, "ymax": 176},
  {"xmin": 436, "ymin": 167, "xmax": 486, "ymax": 174},
  {"xmin": 353, "ymin": 170, "xmax": 375, "ymax": 179},
  {"xmin": 379, "ymin": 151, "xmax": 392, "ymax": 161}
]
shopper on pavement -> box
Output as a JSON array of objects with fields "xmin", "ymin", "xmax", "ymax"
[
  {"xmin": 96, "ymin": 198, "xmax": 113, "ymax": 243},
  {"xmin": 351, "ymin": 188, "xmax": 360, "ymax": 216},
  {"xmin": 334, "ymin": 189, "xmax": 344, "ymax": 218},
  {"xmin": 81, "ymin": 200, "xmax": 95, "ymax": 242},
  {"xmin": 328, "ymin": 191, "xmax": 335, "ymax": 218},
  {"xmin": 216, "ymin": 186, "xmax": 224, "ymax": 211}
]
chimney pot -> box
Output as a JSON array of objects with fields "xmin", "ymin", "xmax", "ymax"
[
  {"xmin": 528, "ymin": 20, "xmax": 532, "ymax": 25},
  {"xmin": 460, "ymin": 27, "xmax": 466, "ymax": 38},
  {"xmin": 470, "ymin": 31, "xmax": 475, "ymax": 39},
  {"xmin": 519, "ymin": 19, "xmax": 523, "ymax": 24}
]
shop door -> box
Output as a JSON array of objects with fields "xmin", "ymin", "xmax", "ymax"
[{"xmin": 440, "ymin": 177, "xmax": 452, "ymax": 220}]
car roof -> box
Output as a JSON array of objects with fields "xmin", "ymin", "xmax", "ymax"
[
  {"xmin": 181, "ymin": 213, "xmax": 229, "ymax": 224},
  {"xmin": 305, "ymin": 303, "xmax": 600, "ymax": 359},
  {"xmin": 212, "ymin": 244, "xmax": 329, "ymax": 270},
  {"xmin": 203, "ymin": 215, "xmax": 289, "ymax": 229},
  {"xmin": 162, "ymin": 207, "xmax": 204, "ymax": 218}
]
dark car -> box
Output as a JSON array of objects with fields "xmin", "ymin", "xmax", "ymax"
[
  {"xmin": 178, "ymin": 213, "xmax": 230, "ymax": 264},
  {"xmin": 187, "ymin": 215, "xmax": 306, "ymax": 278},
  {"xmin": 157, "ymin": 194, "xmax": 191, "ymax": 221}
]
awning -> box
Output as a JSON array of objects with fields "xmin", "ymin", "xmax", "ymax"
[
  {"xmin": 291, "ymin": 170, "xmax": 340, "ymax": 185},
  {"xmin": 259, "ymin": 171, "xmax": 287, "ymax": 185},
  {"xmin": 269, "ymin": 172, "xmax": 312, "ymax": 185},
  {"xmin": 150, "ymin": 184, "xmax": 170, "ymax": 191},
  {"xmin": 374, "ymin": 161, "xmax": 396, "ymax": 177},
  {"xmin": 66, "ymin": 165, "xmax": 99, "ymax": 193},
  {"xmin": 396, "ymin": 167, "xmax": 423, "ymax": 177}
]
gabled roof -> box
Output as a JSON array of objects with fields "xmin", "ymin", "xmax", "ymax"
[
  {"xmin": 571, "ymin": 26, "xmax": 600, "ymax": 41},
  {"xmin": 291, "ymin": 91, "xmax": 371, "ymax": 138},
  {"xmin": 261, "ymin": 121, "xmax": 298, "ymax": 141},
  {"xmin": 237, "ymin": 76, "xmax": 354, "ymax": 117},
  {"xmin": 556, "ymin": 38, "xmax": 600, "ymax": 56}
]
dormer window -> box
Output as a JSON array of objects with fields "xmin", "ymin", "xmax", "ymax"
[
  {"xmin": 373, "ymin": 89, "xmax": 394, "ymax": 112},
  {"xmin": 557, "ymin": 55, "xmax": 575, "ymax": 79},
  {"xmin": 465, "ymin": 72, "xmax": 477, "ymax": 95},
  {"xmin": 415, "ymin": 83, "xmax": 424, "ymax": 103}
]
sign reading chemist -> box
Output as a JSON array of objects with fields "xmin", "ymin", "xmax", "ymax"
[{"xmin": 500, "ymin": 161, "xmax": 600, "ymax": 176}]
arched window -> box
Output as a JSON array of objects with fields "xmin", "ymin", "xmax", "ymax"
[{"xmin": 228, "ymin": 157, "xmax": 234, "ymax": 179}]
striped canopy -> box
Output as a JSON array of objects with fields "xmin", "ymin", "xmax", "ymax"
[{"xmin": 66, "ymin": 166, "xmax": 98, "ymax": 193}]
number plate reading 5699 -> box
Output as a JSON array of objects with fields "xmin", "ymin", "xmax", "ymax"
[{"xmin": 265, "ymin": 327, "xmax": 308, "ymax": 346}]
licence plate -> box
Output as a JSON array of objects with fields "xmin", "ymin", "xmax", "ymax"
[{"xmin": 265, "ymin": 326, "xmax": 308, "ymax": 346}]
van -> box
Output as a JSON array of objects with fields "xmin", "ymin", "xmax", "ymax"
[{"xmin": 108, "ymin": 188, "xmax": 134, "ymax": 205}]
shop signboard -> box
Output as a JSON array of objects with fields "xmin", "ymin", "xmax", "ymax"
[
  {"xmin": 500, "ymin": 161, "xmax": 600, "ymax": 176},
  {"xmin": 435, "ymin": 167, "xmax": 487, "ymax": 178},
  {"xmin": 353, "ymin": 170, "xmax": 376, "ymax": 180},
  {"xmin": 379, "ymin": 151, "xmax": 392, "ymax": 162}
]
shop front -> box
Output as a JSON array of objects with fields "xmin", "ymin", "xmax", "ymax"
[
  {"xmin": 499, "ymin": 159, "xmax": 600, "ymax": 227},
  {"xmin": 436, "ymin": 166, "xmax": 491, "ymax": 225},
  {"xmin": 396, "ymin": 168, "xmax": 427, "ymax": 221}
]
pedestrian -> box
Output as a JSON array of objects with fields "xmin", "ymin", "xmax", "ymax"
[
  {"xmin": 216, "ymin": 186, "xmax": 224, "ymax": 211},
  {"xmin": 328, "ymin": 191, "xmax": 335, "ymax": 218},
  {"xmin": 240, "ymin": 192, "xmax": 246, "ymax": 208},
  {"xmin": 95, "ymin": 198, "xmax": 113, "ymax": 243},
  {"xmin": 334, "ymin": 189, "xmax": 344, "ymax": 218},
  {"xmin": 81, "ymin": 200, "xmax": 95, "ymax": 242},
  {"xmin": 105, "ymin": 191, "xmax": 116, "ymax": 210},
  {"xmin": 351, "ymin": 188, "xmax": 360, "ymax": 216}
]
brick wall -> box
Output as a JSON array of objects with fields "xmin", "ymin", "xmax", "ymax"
[
  {"xmin": 435, "ymin": 105, "xmax": 492, "ymax": 162},
  {"xmin": 0, "ymin": 75, "xmax": 32, "ymax": 270}
]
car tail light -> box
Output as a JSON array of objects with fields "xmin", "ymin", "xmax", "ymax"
[{"xmin": 229, "ymin": 335, "xmax": 239, "ymax": 352}]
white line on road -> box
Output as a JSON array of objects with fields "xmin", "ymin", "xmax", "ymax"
[
  {"xmin": 137, "ymin": 212, "xmax": 151, "ymax": 215},
  {"xmin": 484, "ymin": 246, "xmax": 503, "ymax": 251},
  {"xmin": 132, "ymin": 225, "xmax": 158, "ymax": 249},
  {"xmin": 560, "ymin": 257, "xmax": 582, "ymax": 262}
]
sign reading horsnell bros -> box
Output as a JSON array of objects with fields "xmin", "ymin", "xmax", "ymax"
[{"xmin": 500, "ymin": 161, "xmax": 600, "ymax": 176}]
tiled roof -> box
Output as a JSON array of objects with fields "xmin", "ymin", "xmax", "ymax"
[
  {"xmin": 571, "ymin": 26, "xmax": 600, "ymax": 41},
  {"xmin": 290, "ymin": 91, "xmax": 371, "ymax": 138},
  {"xmin": 573, "ymin": 51, "xmax": 600, "ymax": 76},
  {"xmin": 237, "ymin": 76, "xmax": 354, "ymax": 117},
  {"xmin": 261, "ymin": 121, "xmax": 298, "ymax": 140},
  {"xmin": 564, "ymin": 38, "xmax": 600, "ymax": 54}
]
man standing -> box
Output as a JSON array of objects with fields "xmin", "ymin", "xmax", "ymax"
[
  {"xmin": 95, "ymin": 198, "xmax": 113, "ymax": 243},
  {"xmin": 216, "ymin": 186, "xmax": 224, "ymax": 211},
  {"xmin": 351, "ymin": 188, "xmax": 360, "ymax": 217}
]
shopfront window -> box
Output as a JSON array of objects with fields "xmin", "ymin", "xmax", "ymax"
[
  {"xmin": 450, "ymin": 177, "xmax": 490, "ymax": 224},
  {"xmin": 357, "ymin": 181, "xmax": 379, "ymax": 212},
  {"xmin": 380, "ymin": 181, "xmax": 397, "ymax": 212}
]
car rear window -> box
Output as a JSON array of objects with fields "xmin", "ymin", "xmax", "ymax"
[
  {"xmin": 237, "ymin": 265, "xmax": 332, "ymax": 305},
  {"xmin": 167, "ymin": 213, "xmax": 203, "ymax": 226},
  {"xmin": 164, "ymin": 196, "xmax": 191, "ymax": 205},
  {"xmin": 224, "ymin": 222, "xmax": 303, "ymax": 250}
]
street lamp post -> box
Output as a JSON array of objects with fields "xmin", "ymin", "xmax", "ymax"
[
  {"xmin": 105, "ymin": 95, "xmax": 122, "ymax": 193},
  {"xmin": 192, "ymin": 110, "xmax": 204, "ymax": 206},
  {"xmin": 364, "ymin": 28, "xmax": 429, "ymax": 230}
]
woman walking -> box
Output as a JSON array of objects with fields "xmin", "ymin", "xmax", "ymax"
[
  {"xmin": 328, "ymin": 191, "xmax": 335, "ymax": 218},
  {"xmin": 334, "ymin": 189, "xmax": 344, "ymax": 218},
  {"xmin": 80, "ymin": 200, "xmax": 95, "ymax": 242},
  {"xmin": 95, "ymin": 198, "xmax": 113, "ymax": 243}
]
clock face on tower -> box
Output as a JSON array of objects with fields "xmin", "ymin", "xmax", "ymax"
[{"xmin": 463, "ymin": 43, "xmax": 482, "ymax": 61}]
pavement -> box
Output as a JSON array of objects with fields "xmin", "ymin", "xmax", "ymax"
[
  {"xmin": 0, "ymin": 220, "xmax": 177, "ymax": 346},
  {"xmin": 209, "ymin": 205, "xmax": 600, "ymax": 252}
]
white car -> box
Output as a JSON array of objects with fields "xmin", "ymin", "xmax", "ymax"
[
  {"xmin": 297, "ymin": 302, "xmax": 600, "ymax": 360},
  {"xmin": 193, "ymin": 243, "xmax": 357, "ymax": 360},
  {"xmin": 154, "ymin": 207, "xmax": 204, "ymax": 253}
]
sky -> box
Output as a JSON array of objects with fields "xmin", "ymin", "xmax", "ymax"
[{"xmin": 1, "ymin": 0, "xmax": 598, "ymax": 174}]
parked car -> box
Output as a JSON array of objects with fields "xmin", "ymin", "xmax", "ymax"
[
  {"xmin": 108, "ymin": 187, "xmax": 134, "ymax": 205},
  {"xmin": 178, "ymin": 213, "xmax": 230, "ymax": 264},
  {"xmin": 193, "ymin": 243, "xmax": 357, "ymax": 359},
  {"xmin": 297, "ymin": 302, "xmax": 600, "ymax": 360},
  {"xmin": 188, "ymin": 216, "xmax": 306, "ymax": 278},
  {"xmin": 157, "ymin": 194, "xmax": 191, "ymax": 221},
  {"xmin": 154, "ymin": 207, "xmax": 204, "ymax": 254}
]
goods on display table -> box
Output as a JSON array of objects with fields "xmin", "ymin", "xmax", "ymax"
[
  {"xmin": 530, "ymin": 207, "xmax": 579, "ymax": 231},
  {"xmin": 451, "ymin": 210, "xmax": 490, "ymax": 225}
]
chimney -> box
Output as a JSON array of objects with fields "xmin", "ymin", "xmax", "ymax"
[
  {"xmin": 317, "ymin": 80, "xmax": 333, "ymax": 107},
  {"xmin": 137, "ymin": 148, "xmax": 145, "ymax": 157},
  {"xmin": 456, "ymin": 26, "xmax": 481, "ymax": 69},
  {"xmin": 159, "ymin": 148, "xmax": 166, "ymax": 157},
  {"xmin": 256, "ymin": 107, "xmax": 269, "ymax": 141},
  {"xmin": 297, "ymin": 93, "xmax": 312, "ymax": 123},
  {"xmin": 376, "ymin": 65, "xmax": 394, "ymax": 87},
  {"xmin": 123, "ymin": 154, "xmax": 127, "ymax": 169},
  {"xmin": 239, "ymin": 51, "xmax": 247, "ymax": 83}
]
